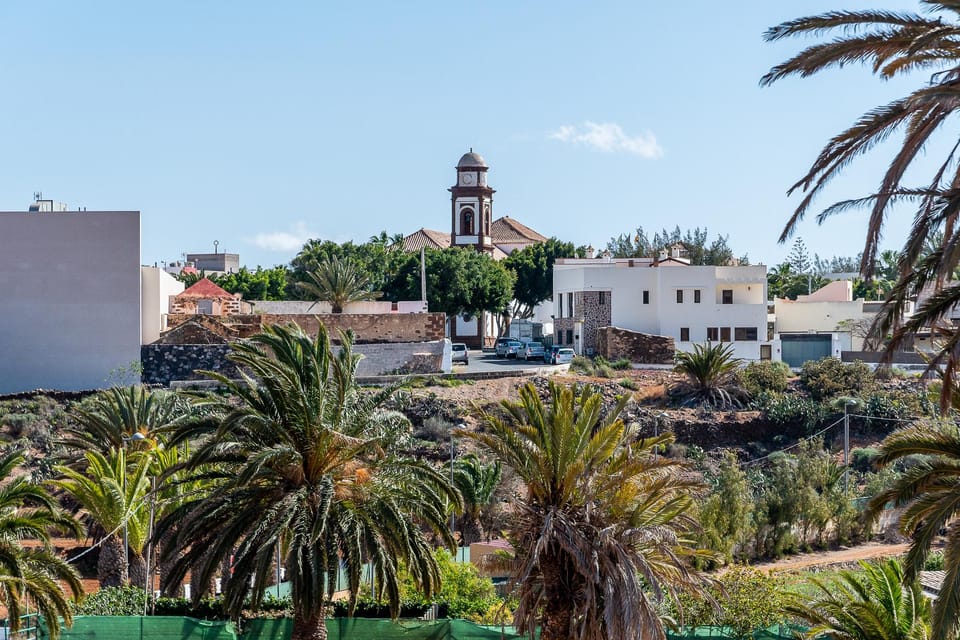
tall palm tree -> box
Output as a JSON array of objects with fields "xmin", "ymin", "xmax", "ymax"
[
  {"xmin": 462, "ymin": 381, "xmax": 709, "ymax": 640},
  {"xmin": 672, "ymin": 342, "xmax": 745, "ymax": 408},
  {"xmin": 865, "ymin": 421, "xmax": 960, "ymax": 639},
  {"xmin": 51, "ymin": 449, "xmax": 152, "ymax": 588},
  {"xmin": 0, "ymin": 449, "xmax": 83, "ymax": 640},
  {"xmin": 297, "ymin": 255, "xmax": 381, "ymax": 313},
  {"xmin": 157, "ymin": 323, "xmax": 459, "ymax": 640},
  {"xmin": 786, "ymin": 558, "xmax": 930, "ymax": 640},
  {"xmin": 762, "ymin": 4, "xmax": 960, "ymax": 407},
  {"xmin": 446, "ymin": 454, "xmax": 501, "ymax": 544}
]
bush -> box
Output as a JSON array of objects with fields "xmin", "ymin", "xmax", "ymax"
[
  {"xmin": 925, "ymin": 551, "xmax": 945, "ymax": 571},
  {"xmin": 607, "ymin": 358, "xmax": 632, "ymax": 370},
  {"xmin": 569, "ymin": 356, "xmax": 594, "ymax": 375},
  {"xmin": 751, "ymin": 391, "xmax": 829, "ymax": 433},
  {"xmin": 738, "ymin": 361, "xmax": 791, "ymax": 397},
  {"xmin": 74, "ymin": 586, "xmax": 148, "ymax": 616},
  {"xmin": 858, "ymin": 390, "xmax": 931, "ymax": 430},
  {"xmin": 618, "ymin": 378, "xmax": 639, "ymax": 391},
  {"xmin": 850, "ymin": 447, "xmax": 880, "ymax": 473},
  {"xmin": 800, "ymin": 358, "xmax": 875, "ymax": 400}
]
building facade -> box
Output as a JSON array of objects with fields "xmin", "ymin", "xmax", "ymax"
[
  {"xmin": 553, "ymin": 256, "xmax": 770, "ymax": 360},
  {"xmin": 0, "ymin": 209, "xmax": 141, "ymax": 393}
]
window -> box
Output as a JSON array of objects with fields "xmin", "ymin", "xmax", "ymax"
[
  {"xmin": 680, "ymin": 327, "xmax": 690, "ymax": 342},
  {"xmin": 694, "ymin": 289, "xmax": 701, "ymax": 304},
  {"xmin": 567, "ymin": 292, "xmax": 574, "ymax": 317},
  {"xmin": 599, "ymin": 291, "xmax": 605, "ymax": 305},
  {"xmin": 720, "ymin": 327, "xmax": 731, "ymax": 342},
  {"xmin": 558, "ymin": 296, "xmax": 563, "ymax": 318},
  {"xmin": 734, "ymin": 327, "xmax": 758, "ymax": 341},
  {"xmin": 460, "ymin": 208, "xmax": 475, "ymax": 235},
  {"xmin": 557, "ymin": 331, "xmax": 563, "ymax": 344},
  {"xmin": 566, "ymin": 329, "xmax": 573, "ymax": 344},
  {"xmin": 676, "ymin": 289, "xmax": 684, "ymax": 303},
  {"xmin": 707, "ymin": 327, "xmax": 719, "ymax": 341},
  {"xmin": 722, "ymin": 289, "xmax": 733, "ymax": 304},
  {"xmin": 642, "ymin": 290, "xmax": 649, "ymax": 304}
]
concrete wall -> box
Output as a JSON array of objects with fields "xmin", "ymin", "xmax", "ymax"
[
  {"xmin": 774, "ymin": 298, "xmax": 873, "ymax": 351},
  {"xmin": 553, "ymin": 259, "xmax": 768, "ymax": 360},
  {"xmin": 141, "ymin": 267, "xmax": 184, "ymax": 345},
  {"xmin": 0, "ymin": 211, "xmax": 141, "ymax": 392},
  {"xmin": 142, "ymin": 340, "xmax": 447, "ymax": 386},
  {"xmin": 250, "ymin": 300, "xmax": 428, "ymax": 314}
]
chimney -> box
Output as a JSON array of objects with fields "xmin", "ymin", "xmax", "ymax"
[
  {"xmin": 585, "ymin": 245, "xmax": 595, "ymax": 259},
  {"xmin": 658, "ymin": 248, "xmax": 668, "ymax": 260}
]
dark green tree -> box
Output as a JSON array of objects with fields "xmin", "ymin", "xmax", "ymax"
[
  {"xmin": 214, "ymin": 266, "xmax": 292, "ymax": 301},
  {"xmin": 503, "ymin": 238, "xmax": 580, "ymax": 318},
  {"xmin": 606, "ymin": 226, "xmax": 747, "ymax": 265}
]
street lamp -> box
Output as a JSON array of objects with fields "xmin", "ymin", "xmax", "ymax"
[{"xmin": 121, "ymin": 432, "xmax": 146, "ymax": 586}]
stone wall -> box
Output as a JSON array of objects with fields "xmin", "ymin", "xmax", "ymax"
[
  {"xmin": 576, "ymin": 290, "xmax": 611, "ymax": 355},
  {"xmin": 595, "ymin": 326, "xmax": 675, "ymax": 364},
  {"xmin": 141, "ymin": 341, "xmax": 446, "ymax": 386},
  {"xmin": 164, "ymin": 313, "xmax": 446, "ymax": 344}
]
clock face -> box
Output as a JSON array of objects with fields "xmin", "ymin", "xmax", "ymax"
[{"xmin": 461, "ymin": 172, "xmax": 475, "ymax": 185}]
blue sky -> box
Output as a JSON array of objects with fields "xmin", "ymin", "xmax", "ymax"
[{"xmin": 0, "ymin": 1, "xmax": 934, "ymax": 270}]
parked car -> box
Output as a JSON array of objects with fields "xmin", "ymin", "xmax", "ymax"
[
  {"xmin": 545, "ymin": 345, "xmax": 563, "ymax": 364},
  {"xmin": 521, "ymin": 341, "xmax": 545, "ymax": 361},
  {"xmin": 451, "ymin": 343, "xmax": 469, "ymax": 365},
  {"xmin": 505, "ymin": 340, "xmax": 524, "ymax": 359},
  {"xmin": 555, "ymin": 348, "xmax": 576, "ymax": 364},
  {"xmin": 495, "ymin": 337, "xmax": 515, "ymax": 358}
]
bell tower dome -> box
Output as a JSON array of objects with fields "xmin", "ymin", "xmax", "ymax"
[{"xmin": 449, "ymin": 149, "xmax": 495, "ymax": 253}]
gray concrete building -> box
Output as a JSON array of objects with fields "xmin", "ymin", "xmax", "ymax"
[
  {"xmin": 185, "ymin": 252, "xmax": 239, "ymax": 274},
  {"xmin": 0, "ymin": 210, "xmax": 141, "ymax": 393}
]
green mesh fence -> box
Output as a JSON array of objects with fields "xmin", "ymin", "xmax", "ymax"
[{"xmin": 39, "ymin": 616, "xmax": 802, "ymax": 640}]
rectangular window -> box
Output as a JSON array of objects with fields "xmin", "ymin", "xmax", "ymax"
[
  {"xmin": 566, "ymin": 329, "xmax": 573, "ymax": 345},
  {"xmin": 694, "ymin": 289, "xmax": 701, "ymax": 304},
  {"xmin": 722, "ymin": 289, "xmax": 733, "ymax": 305},
  {"xmin": 680, "ymin": 327, "xmax": 690, "ymax": 342},
  {"xmin": 558, "ymin": 296, "xmax": 563, "ymax": 318},
  {"xmin": 676, "ymin": 289, "xmax": 684, "ymax": 304},
  {"xmin": 642, "ymin": 290, "xmax": 649, "ymax": 304},
  {"xmin": 557, "ymin": 331, "xmax": 563, "ymax": 345},
  {"xmin": 720, "ymin": 327, "xmax": 731, "ymax": 342},
  {"xmin": 567, "ymin": 292, "xmax": 574, "ymax": 317},
  {"xmin": 734, "ymin": 327, "xmax": 758, "ymax": 341},
  {"xmin": 707, "ymin": 327, "xmax": 719, "ymax": 341},
  {"xmin": 599, "ymin": 291, "xmax": 605, "ymax": 305}
]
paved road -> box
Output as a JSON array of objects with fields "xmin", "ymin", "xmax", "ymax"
[{"xmin": 453, "ymin": 349, "xmax": 565, "ymax": 375}]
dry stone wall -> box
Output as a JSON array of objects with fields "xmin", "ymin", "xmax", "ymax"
[{"xmin": 595, "ymin": 326, "xmax": 675, "ymax": 364}]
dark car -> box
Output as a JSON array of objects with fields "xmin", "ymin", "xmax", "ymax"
[{"xmin": 545, "ymin": 345, "xmax": 563, "ymax": 364}]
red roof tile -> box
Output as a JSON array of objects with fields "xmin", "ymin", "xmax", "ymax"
[
  {"xmin": 490, "ymin": 216, "xmax": 547, "ymax": 244},
  {"xmin": 176, "ymin": 277, "xmax": 236, "ymax": 299}
]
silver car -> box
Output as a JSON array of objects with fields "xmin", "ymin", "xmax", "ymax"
[
  {"xmin": 451, "ymin": 343, "xmax": 469, "ymax": 365},
  {"xmin": 505, "ymin": 340, "xmax": 524, "ymax": 359},
  {"xmin": 521, "ymin": 341, "xmax": 545, "ymax": 361}
]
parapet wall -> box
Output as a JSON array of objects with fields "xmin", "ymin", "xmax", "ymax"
[{"xmin": 595, "ymin": 326, "xmax": 675, "ymax": 364}]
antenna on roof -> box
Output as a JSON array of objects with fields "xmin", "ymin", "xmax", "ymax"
[
  {"xmin": 33, "ymin": 192, "xmax": 42, "ymax": 201},
  {"xmin": 214, "ymin": 240, "xmax": 219, "ymax": 254}
]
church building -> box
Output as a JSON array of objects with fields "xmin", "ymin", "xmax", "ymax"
[{"xmin": 403, "ymin": 150, "xmax": 547, "ymax": 347}]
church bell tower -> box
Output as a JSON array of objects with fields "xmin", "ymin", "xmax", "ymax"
[{"xmin": 449, "ymin": 149, "xmax": 495, "ymax": 253}]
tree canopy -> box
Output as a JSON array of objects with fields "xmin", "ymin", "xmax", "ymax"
[
  {"xmin": 606, "ymin": 226, "xmax": 748, "ymax": 265},
  {"xmin": 502, "ymin": 238, "xmax": 581, "ymax": 318}
]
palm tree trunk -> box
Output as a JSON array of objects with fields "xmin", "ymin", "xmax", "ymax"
[
  {"xmin": 98, "ymin": 534, "xmax": 126, "ymax": 588},
  {"xmin": 158, "ymin": 525, "xmax": 183, "ymax": 597},
  {"xmin": 459, "ymin": 515, "xmax": 484, "ymax": 546},
  {"xmin": 540, "ymin": 553, "xmax": 575, "ymax": 640},
  {"xmin": 292, "ymin": 605, "xmax": 328, "ymax": 640},
  {"xmin": 129, "ymin": 552, "xmax": 147, "ymax": 591}
]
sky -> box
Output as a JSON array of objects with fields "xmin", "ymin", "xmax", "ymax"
[{"xmin": 0, "ymin": 0, "xmax": 940, "ymax": 270}]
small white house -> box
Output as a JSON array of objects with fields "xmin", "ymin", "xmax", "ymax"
[{"xmin": 552, "ymin": 255, "xmax": 770, "ymax": 360}]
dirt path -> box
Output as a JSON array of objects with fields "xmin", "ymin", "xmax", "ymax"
[{"xmin": 753, "ymin": 541, "xmax": 911, "ymax": 573}]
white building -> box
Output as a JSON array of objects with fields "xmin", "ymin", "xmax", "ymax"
[
  {"xmin": 552, "ymin": 253, "xmax": 770, "ymax": 360},
  {"xmin": 0, "ymin": 208, "xmax": 142, "ymax": 393},
  {"xmin": 141, "ymin": 266, "xmax": 185, "ymax": 344}
]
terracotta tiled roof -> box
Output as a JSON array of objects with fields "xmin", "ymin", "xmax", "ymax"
[
  {"xmin": 490, "ymin": 216, "xmax": 547, "ymax": 244},
  {"xmin": 403, "ymin": 228, "xmax": 451, "ymax": 252},
  {"xmin": 176, "ymin": 277, "xmax": 235, "ymax": 299}
]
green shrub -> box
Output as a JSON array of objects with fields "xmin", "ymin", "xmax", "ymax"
[
  {"xmin": 618, "ymin": 378, "xmax": 639, "ymax": 390},
  {"xmin": 925, "ymin": 551, "xmax": 945, "ymax": 571},
  {"xmin": 608, "ymin": 358, "xmax": 632, "ymax": 370},
  {"xmin": 850, "ymin": 447, "xmax": 880, "ymax": 473},
  {"xmin": 858, "ymin": 390, "xmax": 931, "ymax": 429},
  {"xmin": 569, "ymin": 356, "xmax": 594, "ymax": 375},
  {"xmin": 799, "ymin": 358, "xmax": 875, "ymax": 400},
  {"xmin": 738, "ymin": 361, "xmax": 791, "ymax": 396},
  {"xmin": 594, "ymin": 365, "xmax": 615, "ymax": 378},
  {"xmin": 74, "ymin": 586, "xmax": 148, "ymax": 616},
  {"xmin": 751, "ymin": 391, "xmax": 829, "ymax": 432}
]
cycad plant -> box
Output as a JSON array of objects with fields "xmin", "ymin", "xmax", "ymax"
[
  {"xmin": 672, "ymin": 342, "xmax": 745, "ymax": 408},
  {"xmin": 157, "ymin": 323, "xmax": 458, "ymax": 640},
  {"xmin": 462, "ymin": 381, "xmax": 709, "ymax": 640},
  {"xmin": 0, "ymin": 449, "xmax": 83, "ymax": 640},
  {"xmin": 762, "ymin": 3, "xmax": 960, "ymax": 408},
  {"xmin": 298, "ymin": 255, "xmax": 380, "ymax": 313},
  {"xmin": 785, "ymin": 558, "xmax": 930, "ymax": 640},
  {"xmin": 865, "ymin": 420, "xmax": 960, "ymax": 639},
  {"xmin": 447, "ymin": 454, "xmax": 501, "ymax": 544}
]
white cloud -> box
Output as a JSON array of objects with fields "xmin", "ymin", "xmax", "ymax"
[
  {"xmin": 549, "ymin": 121, "xmax": 663, "ymax": 158},
  {"xmin": 247, "ymin": 222, "xmax": 317, "ymax": 252}
]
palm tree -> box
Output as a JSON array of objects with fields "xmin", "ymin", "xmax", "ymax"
[
  {"xmin": 0, "ymin": 449, "xmax": 83, "ymax": 640},
  {"xmin": 156, "ymin": 323, "xmax": 459, "ymax": 640},
  {"xmin": 446, "ymin": 454, "xmax": 501, "ymax": 544},
  {"xmin": 461, "ymin": 381, "xmax": 709, "ymax": 640},
  {"xmin": 61, "ymin": 385, "xmax": 184, "ymax": 456},
  {"xmin": 762, "ymin": 5, "xmax": 960, "ymax": 407},
  {"xmin": 51, "ymin": 449, "xmax": 152, "ymax": 588},
  {"xmin": 672, "ymin": 342, "xmax": 745, "ymax": 408},
  {"xmin": 786, "ymin": 558, "xmax": 930, "ymax": 640},
  {"xmin": 864, "ymin": 421, "xmax": 960, "ymax": 639},
  {"xmin": 297, "ymin": 255, "xmax": 380, "ymax": 313}
]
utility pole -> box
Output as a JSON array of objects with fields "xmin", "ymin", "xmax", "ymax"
[
  {"xmin": 843, "ymin": 399, "xmax": 857, "ymax": 495},
  {"xmin": 420, "ymin": 247, "xmax": 427, "ymax": 304},
  {"xmin": 450, "ymin": 429, "xmax": 457, "ymax": 540}
]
